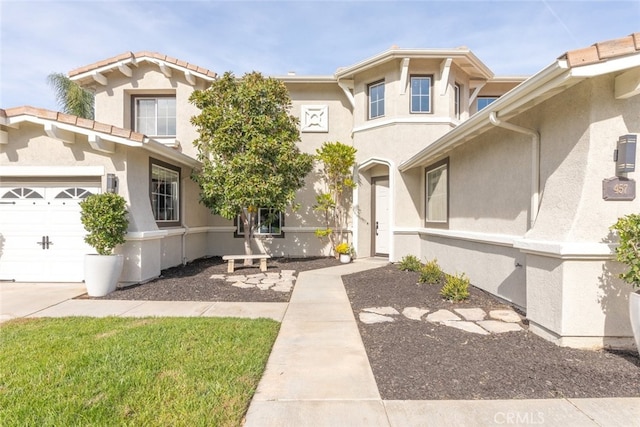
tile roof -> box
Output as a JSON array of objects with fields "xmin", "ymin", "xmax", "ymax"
[
  {"xmin": 561, "ymin": 33, "xmax": 640, "ymax": 67},
  {"xmin": 0, "ymin": 106, "xmax": 145, "ymax": 142},
  {"xmin": 68, "ymin": 51, "xmax": 217, "ymax": 79}
]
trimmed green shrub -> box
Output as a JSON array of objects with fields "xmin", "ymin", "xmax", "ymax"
[
  {"xmin": 440, "ymin": 272, "xmax": 470, "ymax": 301},
  {"xmin": 397, "ymin": 255, "xmax": 422, "ymax": 272},
  {"xmin": 419, "ymin": 259, "xmax": 443, "ymax": 284},
  {"xmin": 610, "ymin": 213, "xmax": 640, "ymax": 289}
]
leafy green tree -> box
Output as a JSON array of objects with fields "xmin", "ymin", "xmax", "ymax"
[
  {"xmin": 190, "ymin": 71, "xmax": 314, "ymax": 263},
  {"xmin": 47, "ymin": 72, "xmax": 94, "ymax": 119},
  {"xmin": 314, "ymin": 141, "xmax": 357, "ymax": 255},
  {"xmin": 611, "ymin": 213, "xmax": 640, "ymax": 289}
]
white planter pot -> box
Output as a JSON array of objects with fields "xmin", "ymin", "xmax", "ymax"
[
  {"xmin": 84, "ymin": 254, "xmax": 124, "ymax": 297},
  {"xmin": 339, "ymin": 254, "xmax": 351, "ymax": 264},
  {"xmin": 630, "ymin": 291, "xmax": 640, "ymax": 354}
]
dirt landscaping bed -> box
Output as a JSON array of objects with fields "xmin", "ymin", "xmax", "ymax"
[
  {"xmin": 96, "ymin": 256, "xmax": 340, "ymax": 303},
  {"xmin": 343, "ymin": 264, "xmax": 640, "ymax": 400}
]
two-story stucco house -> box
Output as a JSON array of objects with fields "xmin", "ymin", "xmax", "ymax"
[{"xmin": 1, "ymin": 33, "xmax": 638, "ymax": 350}]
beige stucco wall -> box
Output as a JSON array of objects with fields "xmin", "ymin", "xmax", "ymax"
[
  {"xmin": 92, "ymin": 63, "xmax": 207, "ymax": 160},
  {"xmin": 410, "ymin": 72, "xmax": 639, "ymax": 349},
  {"xmin": 0, "ymin": 120, "xmax": 219, "ymax": 283}
]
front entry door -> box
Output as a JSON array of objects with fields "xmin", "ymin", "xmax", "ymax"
[{"xmin": 373, "ymin": 177, "xmax": 390, "ymax": 256}]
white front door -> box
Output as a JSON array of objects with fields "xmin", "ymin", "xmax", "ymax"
[
  {"xmin": 0, "ymin": 186, "xmax": 99, "ymax": 282},
  {"xmin": 373, "ymin": 178, "xmax": 390, "ymax": 256}
]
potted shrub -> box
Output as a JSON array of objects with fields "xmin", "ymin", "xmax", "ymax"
[
  {"xmin": 610, "ymin": 213, "xmax": 640, "ymax": 354},
  {"xmin": 335, "ymin": 242, "xmax": 353, "ymax": 264},
  {"xmin": 80, "ymin": 192, "xmax": 129, "ymax": 296}
]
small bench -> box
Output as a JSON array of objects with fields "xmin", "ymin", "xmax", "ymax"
[{"xmin": 222, "ymin": 254, "xmax": 271, "ymax": 273}]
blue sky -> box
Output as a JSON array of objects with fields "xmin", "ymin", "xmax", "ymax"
[{"xmin": 1, "ymin": 0, "xmax": 639, "ymax": 111}]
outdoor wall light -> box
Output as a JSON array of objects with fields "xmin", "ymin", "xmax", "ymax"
[
  {"xmin": 106, "ymin": 173, "xmax": 118, "ymax": 193},
  {"xmin": 615, "ymin": 134, "xmax": 637, "ymax": 176}
]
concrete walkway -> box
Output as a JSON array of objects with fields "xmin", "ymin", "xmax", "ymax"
[
  {"xmin": 2, "ymin": 260, "xmax": 639, "ymax": 426},
  {"xmin": 243, "ymin": 259, "xmax": 640, "ymax": 427}
]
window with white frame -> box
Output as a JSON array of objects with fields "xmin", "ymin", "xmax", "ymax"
[
  {"xmin": 150, "ymin": 160, "xmax": 180, "ymax": 226},
  {"xmin": 477, "ymin": 96, "xmax": 498, "ymax": 111},
  {"xmin": 410, "ymin": 76, "xmax": 432, "ymax": 113},
  {"xmin": 368, "ymin": 81, "xmax": 385, "ymax": 119},
  {"xmin": 134, "ymin": 96, "xmax": 176, "ymax": 136},
  {"xmin": 425, "ymin": 159, "xmax": 448, "ymax": 226},
  {"xmin": 236, "ymin": 208, "xmax": 283, "ymax": 237}
]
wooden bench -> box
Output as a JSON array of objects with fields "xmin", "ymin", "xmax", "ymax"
[{"xmin": 222, "ymin": 254, "xmax": 271, "ymax": 273}]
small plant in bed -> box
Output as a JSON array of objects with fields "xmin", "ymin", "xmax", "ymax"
[
  {"xmin": 419, "ymin": 259, "xmax": 444, "ymax": 284},
  {"xmin": 440, "ymin": 272, "xmax": 470, "ymax": 301},
  {"xmin": 397, "ymin": 254, "xmax": 422, "ymax": 272}
]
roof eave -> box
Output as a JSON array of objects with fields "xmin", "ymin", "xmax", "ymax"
[
  {"xmin": 335, "ymin": 48, "xmax": 493, "ymax": 80},
  {"xmin": 399, "ymin": 59, "xmax": 572, "ymax": 171}
]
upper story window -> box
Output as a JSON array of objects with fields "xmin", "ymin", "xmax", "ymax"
[
  {"xmin": 477, "ymin": 97, "xmax": 498, "ymax": 111},
  {"xmin": 150, "ymin": 159, "xmax": 180, "ymax": 227},
  {"xmin": 134, "ymin": 96, "xmax": 176, "ymax": 137},
  {"xmin": 410, "ymin": 76, "xmax": 432, "ymax": 113},
  {"xmin": 425, "ymin": 158, "xmax": 449, "ymax": 227},
  {"xmin": 368, "ymin": 81, "xmax": 385, "ymax": 119},
  {"xmin": 454, "ymin": 83, "xmax": 461, "ymax": 120}
]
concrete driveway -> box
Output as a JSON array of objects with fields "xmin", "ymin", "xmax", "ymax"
[{"xmin": 0, "ymin": 282, "xmax": 87, "ymax": 323}]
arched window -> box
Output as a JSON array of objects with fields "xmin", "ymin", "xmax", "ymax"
[
  {"xmin": 55, "ymin": 188, "xmax": 95, "ymax": 199},
  {"xmin": 1, "ymin": 188, "xmax": 44, "ymax": 199}
]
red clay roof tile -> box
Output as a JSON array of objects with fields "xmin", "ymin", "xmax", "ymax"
[
  {"xmin": 0, "ymin": 107, "xmax": 148, "ymax": 144},
  {"xmin": 562, "ymin": 33, "xmax": 640, "ymax": 67},
  {"xmin": 68, "ymin": 51, "xmax": 216, "ymax": 79}
]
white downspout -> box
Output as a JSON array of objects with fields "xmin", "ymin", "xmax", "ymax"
[{"xmin": 489, "ymin": 111, "xmax": 540, "ymax": 229}]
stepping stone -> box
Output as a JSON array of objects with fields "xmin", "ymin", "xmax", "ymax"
[
  {"xmin": 227, "ymin": 276, "xmax": 247, "ymax": 282},
  {"xmin": 402, "ymin": 307, "xmax": 429, "ymax": 321},
  {"xmin": 426, "ymin": 309, "xmax": 461, "ymax": 323},
  {"xmin": 209, "ymin": 274, "xmax": 226, "ymax": 280},
  {"xmin": 272, "ymin": 285, "xmax": 293, "ymax": 293},
  {"xmin": 477, "ymin": 320, "xmax": 523, "ymax": 333},
  {"xmin": 363, "ymin": 306, "xmax": 400, "ymax": 316},
  {"xmin": 246, "ymin": 278, "xmax": 262, "ymax": 284},
  {"xmin": 261, "ymin": 278, "xmax": 280, "ymax": 284},
  {"xmin": 266, "ymin": 273, "xmax": 281, "ymax": 279},
  {"xmin": 489, "ymin": 309, "xmax": 522, "ymax": 323},
  {"xmin": 247, "ymin": 273, "xmax": 266, "ymax": 279},
  {"xmin": 359, "ymin": 312, "xmax": 395, "ymax": 324},
  {"xmin": 232, "ymin": 282, "xmax": 254, "ymax": 289},
  {"xmin": 442, "ymin": 320, "xmax": 490, "ymax": 335},
  {"xmin": 281, "ymin": 270, "xmax": 296, "ymax": 276},
  {"xmin": 454, "ymin": 308, "xmax": 487, "ymax": 321},
  {"xmin": 257, "ymin": 282, "xmax": 273, "ymax": 291}
]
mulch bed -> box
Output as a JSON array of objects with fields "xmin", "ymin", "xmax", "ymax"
[
  {"xmin": 96, "ymin": 257, "xmax": 640, "ymax": 401},
  {"xmin": 96, "ymin": 256, "xmax": 340, "ymax": 303},
  {"xmin": 343, "ymin": 264, "xmax": 640, "ymax": 400}
]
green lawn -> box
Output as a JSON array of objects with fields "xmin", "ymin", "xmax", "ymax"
[{"xmin": 0, "ymin": 317, "xmax": 279, "ymax": 426}]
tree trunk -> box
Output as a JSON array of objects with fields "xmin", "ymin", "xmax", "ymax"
[{"xmin": 242, "ymin": 210, "xmax": 253, "ymax": 266}]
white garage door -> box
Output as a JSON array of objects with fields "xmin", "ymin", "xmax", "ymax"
[{"xmin": 0, "ymin": 185, "xmax": 100, "ymax": 282}]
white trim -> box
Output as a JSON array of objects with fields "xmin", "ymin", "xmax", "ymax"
[
  {"xmin": 125, "ymin": 230, "xmax": 169, "ymax": 241},
  {"xmin": 164, "ymin": 228, "xmax": 186, "ymax": 237},
  {"xmin": 353, "ymin": 117, "xmax": 455, "ymax": 134},
  {"xmin": 0, "ymin": 166, "xmax": 105, "ymax": 177},
  {"xmin": 513, "ymin": 239, "xmax": 616, "ymax": 260},
  {"xmin": 185, "ymin": 226, "xmax": 213, "ymax": 235},
  {"xmin": 208, "ymin": 226, "xmax": 237, "ymax": 233},
  {"xmin": 404, "ymin": 227, "xmax": 518, "ymax": 247},
  {"xmin": 281, "ymin": 226, "xmax": 334, "ymax": 233},
  {"xmin": 403, "ymin": 227, "xmax": 617, "ymax": 260}
]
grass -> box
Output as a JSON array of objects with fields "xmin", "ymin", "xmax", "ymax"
[{"xmin": 0, "ymin": 316, "xmax": 279, "ymax": 426}]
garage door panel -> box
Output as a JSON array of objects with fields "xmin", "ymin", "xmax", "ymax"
[{"xmin": 0, "ymin": 185, "xmax": 100, "ymax": 282}]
